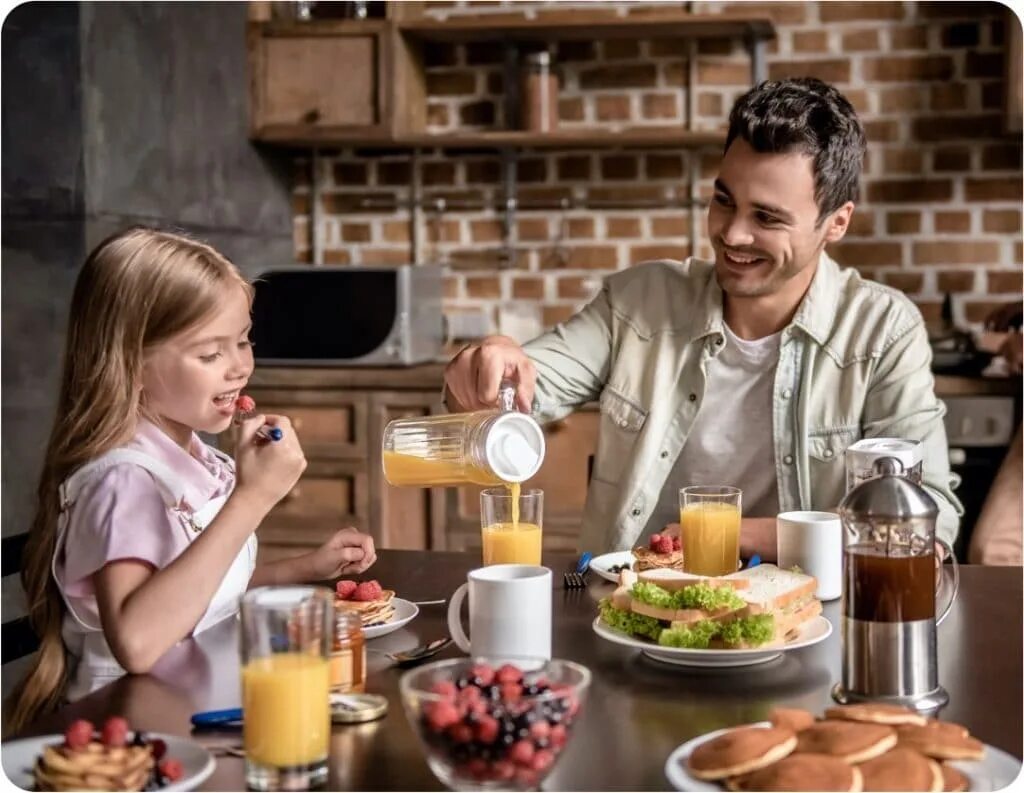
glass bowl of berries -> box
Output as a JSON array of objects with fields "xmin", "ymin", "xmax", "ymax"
[{"xmin": 400, "ymin": 657, "xmax": 591, "ymax": 791}]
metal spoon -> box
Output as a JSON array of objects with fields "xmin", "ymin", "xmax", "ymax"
[{"xmin": 369, "ymin": 637, "xmax": 452, "ymax": 667}]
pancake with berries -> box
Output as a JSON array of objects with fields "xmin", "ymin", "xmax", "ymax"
[
  {"xmin": 633, "ymin": 532, "xmax": 685, "ymax": 571},
  {"xmin": 33, "ymin": 717, "xmax": 182, "ymax": 792},
  {"xmin": 335, "ymin": 579, "xmax": 396, "ymax": 626}
]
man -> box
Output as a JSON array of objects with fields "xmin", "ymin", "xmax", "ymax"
[{"xmin": 444, "ymin": 78, "xmax": 962, "ymax": 558}]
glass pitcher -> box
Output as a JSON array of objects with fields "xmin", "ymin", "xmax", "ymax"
[
  {"xmin": 381, "ymin": 383, "xmax": 545, "ymax": 487},
  {"xmin": 834, "ymin": 456, "xmax": 959, "ymax": 713}
]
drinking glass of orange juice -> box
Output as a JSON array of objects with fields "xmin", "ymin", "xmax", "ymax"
[
  {"xmin": 241, "ymin": 586, "xmax": 333, "ymax": 791},
  {"xmin": 480, "ymin": 487, "xmax": 543, "ymax": 565},
  {"xmin": 679, "ymin": 486, "xmax": 742, "ymax": 576}
]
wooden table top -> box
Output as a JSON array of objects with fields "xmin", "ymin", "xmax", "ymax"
[{"xmin": 10, "ymin": 551, "xmax": 1022, "ymax": 790}]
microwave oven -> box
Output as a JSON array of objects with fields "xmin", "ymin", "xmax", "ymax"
[{"xmin": 250, "ymin": 265, "xmax": 445, "ymax": 366}]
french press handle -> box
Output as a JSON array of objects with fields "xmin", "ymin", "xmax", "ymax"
[{"xmin": 936, "ymin": 538, "xmax": 959, "ymax": 627}]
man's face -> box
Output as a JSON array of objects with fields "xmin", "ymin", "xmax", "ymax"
[{"xmin": 707, "ymin": 138, "xmax": 846, "ymax": 299}]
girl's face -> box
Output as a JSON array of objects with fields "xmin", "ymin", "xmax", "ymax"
[{"xmin": 140, "ymin": 285, "xmax": 254, "ymax": 448}]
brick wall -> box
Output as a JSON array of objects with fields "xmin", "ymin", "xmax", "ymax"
[{"xmin": 291, "ymin": 0, "xmax": 1023, "ymax": 339}]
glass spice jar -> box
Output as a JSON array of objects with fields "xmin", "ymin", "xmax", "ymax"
[
  {"xmin": 522, "ymin": 51, "xmax": 559, "ymax": 133},
  {"xmin": 330, "ymin": 612, "xmax": 366, "ymax": 693}
]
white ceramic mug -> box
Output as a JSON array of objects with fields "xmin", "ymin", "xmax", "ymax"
[
  {"xmin": 447, "ymin": 565, "xmax": 552, "ymax": 662},
  {"xmin": 776, "ymin": 511, "xmax": 843, "ymax": 601}
]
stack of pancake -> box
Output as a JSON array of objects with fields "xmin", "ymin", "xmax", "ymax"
[
  {"xmin": 34, "ymin": 741, "xmax": 155, "ymax": 791},
  {"xmin": 686, "ymin": 702, "xmax": 982, "ymax": 791},
  {"xmin": 335, "ymin": 588, "xmax": 396, "ymax": 627}
]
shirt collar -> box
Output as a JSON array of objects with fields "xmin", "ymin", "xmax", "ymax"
[
  {"xmin": 129, "ymin": 418, "xmax": 233, "ymax": 508},
  {"xmin": 686, "ymin": 251, "xmax": 840, "ymax": 348}
]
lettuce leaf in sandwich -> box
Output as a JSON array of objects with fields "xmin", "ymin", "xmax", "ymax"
[
  {"xmin": 718, "ymin": 614, "xmax": 775, "ymax": 647},
  {"xmin": 631, "ymin": 581, "xmax": 745, "ymax": 612},
  {"xmin": 599, "ymin": 599, "xmax": 663, "ymax": 641},
  {"xmin": 657, "ymin": 619, "xmax": 720, "ymax": 649}
]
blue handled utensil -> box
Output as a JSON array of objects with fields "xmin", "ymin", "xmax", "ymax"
[
  {"xmin": 191, "ymin": 707, "xmax": 243, "ymax": 729},
  {"xmin": 746, "ymin": 554, "xmax": 761, "ymax": 569},
  {"xmin": 575, "ymin": 552, "xmax": 593, "ymax": 574}
]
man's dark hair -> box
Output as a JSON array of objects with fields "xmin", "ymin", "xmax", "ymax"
[{"xmin": 725, "ymin": 77, "xmax": 866, "ymax": 223}]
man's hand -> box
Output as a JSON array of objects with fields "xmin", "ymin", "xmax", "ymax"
[{"xmin": 444, "ymin": 335, "xmax": 536, "ymax": 413}]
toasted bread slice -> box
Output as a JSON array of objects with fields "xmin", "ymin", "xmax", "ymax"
[
  {"xmin": 725, "ymin": 565, "xmax": 819, "ymax": 614},
  {"xmin": 638, "ymin": 568, "xmax": 751, "ymax": 591}
]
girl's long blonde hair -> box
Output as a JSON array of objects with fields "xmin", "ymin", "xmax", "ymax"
[{"xmin": 6, "ymin": 227, "xmax": 251, "ymax": 734}]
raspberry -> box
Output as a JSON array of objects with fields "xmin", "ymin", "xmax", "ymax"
[
  {"xmin": 495, "ymin": 664, "xmax": 522, "ymax": 685},
  {"xmin": 158, "ymin": 759, "xmax": 184, "ymax": 782},
  {"xmin": 429, "ymin": 680, "xmax": 457, "ymax": 700},
  {"xmin": 456, "ymin": 684, "xmax": 482, "ymax": 704},
  {"xmin": 470, "ymin": 663, "xmax": 495, "ymax": 687},
  {"xmin": 474, "ymin": 714, "xmax": 499, "ymax": 744},
  {"xmin": 653, "ymin": 535, "xmax": 674, "ymax": 554},
  {"xmin": 672, "ymin": 535, "xmax": 682, "ymax": 551},
  {"xmin": 63, "ymin": 719, "xmax": 93, "ymax": 751},
  {"xmin": 467, "ymin": 758, "xmax": 489, "ymax": 780},
  {"xmin": 509, "ymin": 739, "xmax": 535, "ymax": 766},
  {"xmin": 649, "ymin": 533, "xmax": 663, "ymax": 551},
  {"xmin": 101, "ymin": 716, "xmax": 129, "ymax": 748},
  {"xmin": 335, "ymin": 580, "xmax": 357, "ymax": 600},
  {"xmin": 235, "ymin": 395, "xmax": 256, "ymax": 413},
  {"xmin": 514, "ymin": 768, "xmax": 538, "ymax": 788},
  {"xmin": 424, "ymin": 701, "xmax": 460, "ymax": 732},
  {"xmin": 500, "ymin": 682, "xmax": 522, "ymax": 704},
  {"xmin": 447, "ymin": 723, "xmax": 473, "ymax": 744},
  {"xmin": 491, "ymin": 760, "xmax": 516, "ymax": 781},
  {"xmin": 352, "ymin": 580, "xmax": 382, "ymax": 602},
  {"xmin": 531, "ymin": 749, "xmax": 555, "ymax": 772},
  {"xmin": 549, "ymin": 723, "xmax": 567, "ymax": 749},
  {"xmin": 529, "ymin": 720, "xmax": 551, "ymax": 741}
]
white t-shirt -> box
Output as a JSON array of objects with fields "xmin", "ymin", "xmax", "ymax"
[{"xmin": 647, "ymin": 322, "xmax": 781, "ymax": 537}]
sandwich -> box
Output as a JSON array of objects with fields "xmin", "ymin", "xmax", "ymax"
[{"xmin": 598, "ymin": 564, "xmax": 821, "ymax": 650}]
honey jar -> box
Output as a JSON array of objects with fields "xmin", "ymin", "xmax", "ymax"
[{"xmin": 330, "ymin": 612, "xmax": 366, "ymax": 693}]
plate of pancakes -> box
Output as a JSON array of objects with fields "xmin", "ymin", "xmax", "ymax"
[
  {"xmin": 592, "ymin": 615, "xmax": 832, "ymax": 668},
  {"xmin": 335, "ymin": 587, "xmax": 419, "ymax": 640},
  {"xmin": 664, "ymin": 703, "xmax": 1022, "ymax": 792}
]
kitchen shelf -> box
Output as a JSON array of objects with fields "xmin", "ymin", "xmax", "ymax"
[
  {"xmin": 398, "ymin": 10, "xmax": 774, "ymax": 43},
  {"xmin": 255, "ymin": 126, "xmax": 725, "ymax": 150}
]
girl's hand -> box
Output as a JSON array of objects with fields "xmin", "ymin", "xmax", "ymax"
[
  {"xmin": 309, "ymin": 528, "xmax": 377, "ymax": 580},
  {"xmin": 233, "ymin": 413, "xmax": 307, "ymax": 511}
]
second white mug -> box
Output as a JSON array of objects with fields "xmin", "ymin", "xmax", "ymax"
[
  {"xmin": 447, "ymin": 564, "xmax": 552, "ymax": 663},
  {"xmin": 776, "ymin": 511, "xmax": 843, "ymax": 601}
]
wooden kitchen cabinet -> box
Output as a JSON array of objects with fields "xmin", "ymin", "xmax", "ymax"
[
  {"xmin": 248, "ymin": 19, "xmax": 425, "ymax": 145},
  {"xmin": 224, "ymin": 365, "xmax": 598, "ymax": 560}
]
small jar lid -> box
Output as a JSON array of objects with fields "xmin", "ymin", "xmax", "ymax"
[{"xmin": 330, "ymin": 692, "xmax": 388, "ymax": 723}]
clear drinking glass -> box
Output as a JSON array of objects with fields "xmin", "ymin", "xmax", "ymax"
[
  {"xmin": 480, "ymin": 487, "xmax": 543, "ymax": 566},
  {"xmin": 241, "ymin": 586, "xmax": 333, "ymax": 791},
  {"xmin": 679, "ymin": 486, "xmax": 742, "ymax": 576}
]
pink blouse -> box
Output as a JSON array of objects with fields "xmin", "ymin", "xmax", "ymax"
[{"xmin": 54, "ymin": 419, "xmax": 235, "ymax": 624}]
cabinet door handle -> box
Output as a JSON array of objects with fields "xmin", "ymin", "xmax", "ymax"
[{"xmin": 302, "ymin": 108, "xmax": 321, "ymax": 124}]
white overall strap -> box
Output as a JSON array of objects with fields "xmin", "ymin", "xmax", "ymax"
[
  {"xmin": 59, "ymin": 449, "xmax": 186, "ymax": 511},
  {"xmin": 54, "ymin": 449, "xmax": 190, "ymax": 631}
]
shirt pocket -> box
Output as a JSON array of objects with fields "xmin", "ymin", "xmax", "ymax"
[
  {"xmin": 806, "ymin": 426, "xmax": 859, "ymax": 502},
  {"xmin": 593, "ymin": 387, "xmax": 647, "ymax": 484}
]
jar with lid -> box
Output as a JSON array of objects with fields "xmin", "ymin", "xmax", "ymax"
[
  {"xmin": 330, "ymin": 612, "xmax": 366, "ymax": 693},
  {"xmin": 381, "ymin": 383, "xmax": 545, "ymax": 487},
  {"xmin": 521, "ymin": 51, "xmax": 559, "ymax": 133}
]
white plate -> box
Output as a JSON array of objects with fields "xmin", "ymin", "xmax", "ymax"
[
  {"xmin": 589, "ymin": 550, "xmax": 636, "ymax": 583},
  {"xmin": 593, "ymin": 615, "xmax": 833, "ymax": 667},
  {"xmin": 664, "ymin": 721, "xmax": 1023, "ymax": 792},
  {"xmin": 363, "ymin": 597, "xmax": 419, "ymax": 639},
  {"xmin": 1, "ymin": 731, "xmax": 215, "ymax": 792}
]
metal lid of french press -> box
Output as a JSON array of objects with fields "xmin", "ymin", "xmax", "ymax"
[{"xmin": 839, "ymin": 456, "xmax": 938, "ymax": 520}]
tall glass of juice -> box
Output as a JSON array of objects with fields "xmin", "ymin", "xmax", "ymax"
[
  {"xmin": 480, "ymin": 487, "xmax": 543, "ymax": 565},
  {"xmin": 679, "ymin": 486, "xmax": 742, "ymax": 576},
  {"xmin": 241, "ymin": 586, "xmax": 333, "ymax": 791}
]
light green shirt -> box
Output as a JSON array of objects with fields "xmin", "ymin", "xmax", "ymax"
[{"xmin": 523, "ymin": 253, "xmax": 963, "ymax": 552}]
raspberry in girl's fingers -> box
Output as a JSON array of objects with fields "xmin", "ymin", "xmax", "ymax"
[
  {"xmin": 335, "ymin": 580, "xmax": 357, "ymax": 600},
  {"xmin": 236, "ymin": 395, "xmax": 256, "ymax": 413}
]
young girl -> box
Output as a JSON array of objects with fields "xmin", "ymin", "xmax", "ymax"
[{"xmin": 9, "ymin": 227, "xmax": 377, "ymax": 732}]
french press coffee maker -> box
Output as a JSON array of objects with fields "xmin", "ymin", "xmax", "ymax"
[{"xmin": 833, "ymin": 457, "xmax": 959, "ymax": 714}]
